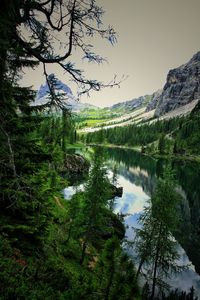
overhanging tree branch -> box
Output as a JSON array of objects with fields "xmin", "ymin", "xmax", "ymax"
[{"xmin": 3, "ymin": 0, "xmax": 122, "ymax": 109}]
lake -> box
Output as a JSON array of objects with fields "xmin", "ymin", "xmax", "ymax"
[{"xmin": 64, "ymin": 146, "xmax": 200, "ymax": 297}]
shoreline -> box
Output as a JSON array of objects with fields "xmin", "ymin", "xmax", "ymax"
[{"xmin": 86, "ymin": 143, "xmax": 200, "ymax": 163}]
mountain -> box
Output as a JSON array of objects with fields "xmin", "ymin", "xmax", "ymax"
[
  {"xmin": 107, "ymin": 50, "xmax": 200, "ymax": 117},
  {"xmin": 35, "ymin": 51, "xmax": 200, "ymax": 119},
  {"xmin": 147, "ymin": 52, "xmax": 200, "ymax": 117},
  {"xmin": 33, "ymin": 74, "xmax": 98, "ymax": 111},
  {"xmin": 36, "ymin": 75, "xmax": 73, "ymax": 100},
  {"xmin": 109, "ymin": 94, "xmax": 153, "ymax": 113},
  {"xmin": 145, "ymin": 90, "xmax": 162, "ymax": 112}
]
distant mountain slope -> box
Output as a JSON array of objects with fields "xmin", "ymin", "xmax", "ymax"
[
  {"xmin": 109, "ymin": 94, "xmax": 153, "ymax": 113},
  {"xmin": 115, "ymin": 52, "xmax": 200, "ymax": 117},
  {"xmin": 34, "ymin": 51, "xmax": 200, "ymax": 120},
  {"xmin": 33, "ymin": 74, "xmax": 98, "ymax": 111},
  {"xmin": 36, "ymin": 75, "xmax": 73, "ymax": 100},
  {"xmin": 108, "ymin": 52, "xmax": 200, "ymax": 117},
  {"xmin": 150, "ymin": 52, "xmax": 200, "ymax": 117},
  {"xmin": 145, "ymin": 90, "xmax": 162, "ymax": 112}
]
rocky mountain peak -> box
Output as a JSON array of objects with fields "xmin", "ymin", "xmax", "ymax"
[
  {"xmin": 190, "ymin": 51, "xmax": 200, "ymax": 63},
  {"xmin": 36, "ymin": 74, "xmax": 73, "ymax": 100},
  {"xmin": 33, "ymin": 74, "xmax": 98, "ymax": 111},
  {"xmin": 110, "ymin": 94, "xmax": 152, "ymax": 112},
  {"xmin": 153, "ymin": 51, "xmax": 200, "ymax": 117},
  {"xmin": 145, "ymin": 89, "xmax": 162, "ymax": 112}
]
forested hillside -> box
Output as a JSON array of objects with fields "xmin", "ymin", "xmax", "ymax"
[
  {"xmin": 0, "ymin": 1, "xmax": 140, "ymax": 299},
  {"xmin": 83, "ymin": 106, "xmax": 200, "ymax": 158},
  {"xmin": 1, "ymin": 0, "xmax": 200, "ymax": 299}
]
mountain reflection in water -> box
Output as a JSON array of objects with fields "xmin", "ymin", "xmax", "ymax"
[
  {"xmin": 105, "ymin": 147, "xmax": 200, "ymax": 297},
  {"xmin": 64, "ymin": 146, "xmax": 200, "ymax": 296}
]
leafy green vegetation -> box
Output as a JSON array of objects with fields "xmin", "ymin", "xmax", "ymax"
[
  {"xmin": 82, "ymin": 111, "xmax": 200, "ymax": 158},
  {"xmin": 135, "ymin": 167, "xmax": 183, "ymax": 298},
  {"xmin": 1, "ymin": 0, "xmax": 200, "ymax": 298},
  {"xmin": 74, "ymin": 107, "xmax": 123, "ymax": 129},
  {"xmin": 0, "ymin": 138, "xmax": 141, "ymax": 299},
  {"xmin": 0, "ymin": 1, "xmax": 141, "ymax": 298}
]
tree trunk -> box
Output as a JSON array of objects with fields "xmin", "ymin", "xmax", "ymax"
[
  {"xmin": 150, "ymin": 224, "xmax": 162, "ymax": 300},
  {"xmin": 0, "ymin": 126, "xmax": 17, "ymax": 177},
  {"xmin": 136, "ymin": 257, "xmax": 145, "ymax": 279},
  {"xmin": 104, "ymin": 266, "xmax": 114, "ymax": 300},
  {"xmin": 66, "ymin": 220, "xmax": 73, "ymax": 244},
  {"xmin": 80, "ymin": 240, "xmax": 87, "ymax": 265}
]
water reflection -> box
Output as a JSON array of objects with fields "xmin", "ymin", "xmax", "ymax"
[
  {"xmin": 63, "ymin": 184, "xmax": 84, "ymax": 199},
  {"xmin": 64, "ymin": 146, "xmax": 200, "ymax": 296},
  {"xmin": 105, "ymin": 147, "xmax": 200, "ymax": 297},
  {"xmin": 111, "ymin": 174, "xmax": 150, "ymax": 215}
]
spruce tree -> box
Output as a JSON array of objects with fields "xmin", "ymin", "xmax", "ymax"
[
  {"xmin": 134, "ymin": 166, "xmax": 183, "ymax": 298},
  {"xmin": 79, "ymin": 147, "xmax": 110, "ymax": 264}
]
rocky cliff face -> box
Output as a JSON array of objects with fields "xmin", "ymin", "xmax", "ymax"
[
  {"xmin": 36, "ymin": 74, "xmax": 73, "ymax": 100},
  {"xmin": 154, "ymin": 52, "xmax": 200, "ymax": 117},
  {"xmin": 145, "ymin": 89, "xmax": 162, "ymax": 112},
  {"xmin": 62, "ymin": 154, "xmax": 90, "ymax": 176},
  {"xmin": 33, "ymin": 74, "xmax": 98, "ymax": 111},
  {"xmin": 110, "ymin": 94, "xmax": 152, "ymax": 112}
]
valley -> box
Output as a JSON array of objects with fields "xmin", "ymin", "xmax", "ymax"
[
  {"xmin": 77, "ymin": 98, "xmax": 198, "ymax": 133},
  {"xmin": 76, "ymin": 52, "xmax": 200, "ymax": 133},
  {"xmin": 1, "ymin": 1, "xmax": 200, "ymax": 297}
]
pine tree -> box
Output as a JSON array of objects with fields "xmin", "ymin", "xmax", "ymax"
[
  {"xmin": 134, "ymin": 166, "xmax": 183, "ymax": 298},
  {"xmin": 79, "ymin": 147, "xmax": 110, "ymax": 264},
  {"xmin": 96, "ymin": 237, "xmax": 139, "ymax": 300},
  {"xmin": 158, "ymin": 134, "xmax": 166, "ymax": 155}
]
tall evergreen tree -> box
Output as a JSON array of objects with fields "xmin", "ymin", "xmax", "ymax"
[
  {"xmin": 0, "ymin": 1, "xmax": 125, "ymax": 298},
  {"xmin": 134, "ymin": 166, "xmax": 183, "ymax": 299},
  {"xmin": 79, "ymin": 147, "xmax": 110, "ymax": 264}
]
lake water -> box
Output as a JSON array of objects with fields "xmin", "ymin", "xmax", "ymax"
[{"xmin": 64, "ymin": 146, "xmax": 200, "ymax": 297}]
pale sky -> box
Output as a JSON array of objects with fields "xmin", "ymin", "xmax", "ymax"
[{"xmin": 21, "ymin": 0, "xmax": 200, "ymax": 107}]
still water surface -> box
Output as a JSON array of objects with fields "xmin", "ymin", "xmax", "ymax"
[{"xmin": 64, "ymin": 147, "xmax": 200, "ymax": 296}]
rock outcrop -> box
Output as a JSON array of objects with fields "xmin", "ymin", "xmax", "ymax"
[
  {"xmin": 108, "ymin": 184, "xmax": 123, "ymax": 198},
  {"xmin": 62, "ymin": 154, "xmax": 90, "ymax": 176},
  {"xmin": 33, "ymin": 74, "xmax": 98, "ymax": 111},
  {"xmin": 154, "ymin": 52, "xmax": 200, "ymax": 117},
  {"xmin": 110, "ymin": 94, "xmax": 152, "ymax": 112},
  {"xmin": 145, "ymin": 89, "xmax": 162, "ymax": 112}
]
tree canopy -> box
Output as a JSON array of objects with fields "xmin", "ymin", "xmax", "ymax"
[{"xmin": 0, "ymin": 0, "xmax": 119, "ymax": 109}]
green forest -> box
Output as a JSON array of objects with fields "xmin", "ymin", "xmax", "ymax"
[
  {"xmin": 0, "ymin": 0, "xmax": 200, "ymax": 299},
  {"xmin": 82, "ymin": 109, "xmax": 200, "ymax": 158}
]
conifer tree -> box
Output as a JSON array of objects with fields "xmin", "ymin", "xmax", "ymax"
[
  {"xmin": 79, "ymin": 147, "xmax": 110, "ymax": 264},
  {"xmin": 134, "ymin": 166, "xmax": 183, "ymax": 299},
  {"xmin": 158, "ymin": 134, "xmax": 166, "ymax": 155},
  {"xmin": 0, "ymin": 1, "xmax": 122, "ymax": 298}
]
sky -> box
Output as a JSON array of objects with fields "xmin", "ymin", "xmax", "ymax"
[{"xmin": 21, "ymin": 0, "xmax": 200, "ymax": 107}]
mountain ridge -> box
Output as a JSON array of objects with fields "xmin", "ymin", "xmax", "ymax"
[
  {"xmin": 36, "ymin": 74, "xmax": 73, "ymax": 100},
  {"xmin": 33, "ymin": 74, "xmax": 98, "ymax": 111},
  {"xmin": 153, "ymin": 51, "xmax": 200, "ymax": 116},
  {"xmin": 34, "ymin": 51, "xmax": 200, "ymax": 119},
  {"xmin": 108, "ymin": 51, "xmax": 200, "ymax": 117},
  {"xmin": 108, "ymin": 94, "xmax": 153, "ymax": 112}
]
